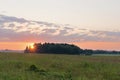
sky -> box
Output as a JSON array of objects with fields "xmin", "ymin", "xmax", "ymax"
[{"xmin": 0, "ymin": 0, "xmax": 120, "ymax": 50}]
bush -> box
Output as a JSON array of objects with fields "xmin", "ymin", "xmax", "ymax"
[{"xmin": 29, "ymin": 65, "xmax": 39, "ymax": 72}]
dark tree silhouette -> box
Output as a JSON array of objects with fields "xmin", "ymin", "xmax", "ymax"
[
  {"xmin": 24, "ymin": 43, "xmax": 83, "ymax": 55},
  {"xmin": 24, "ymin": 43, "xmax": 120, "ymax": 55},
  {"xmin": 24, "ymin": 46, "xmax": 29, "ymax": 53}
]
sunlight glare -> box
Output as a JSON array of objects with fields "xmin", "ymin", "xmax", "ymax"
[{"xmin": 29, "ymin": 43, "xmax": 34, "ymax": 49}]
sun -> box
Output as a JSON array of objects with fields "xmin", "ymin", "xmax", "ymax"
[{"xmin": 29, "ymin": 43, "xmax": 34, "ymax": 49}]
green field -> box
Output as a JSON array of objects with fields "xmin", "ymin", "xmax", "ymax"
[{"xmin": 0, "ymin": 53, "xmax": 120, "ymax": 80}]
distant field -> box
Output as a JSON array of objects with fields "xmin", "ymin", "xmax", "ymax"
[
  {"xmin": 0, "ymin": 53, "xmax": 120, "ymax": 80},
  {"xmin": 92, "ymin": 54, "xmax": 120, "ymax": 56}
]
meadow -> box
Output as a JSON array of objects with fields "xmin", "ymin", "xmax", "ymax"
[{"xmin": 0, "ymin": 53, "xmax": 120, "ymax": 80}]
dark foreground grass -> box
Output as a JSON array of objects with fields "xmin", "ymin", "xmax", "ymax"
[{"xmin": 0, "ymin": 53, "xmax": 120, "ymax": 80}]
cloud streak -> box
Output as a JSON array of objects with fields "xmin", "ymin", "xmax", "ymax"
[{"xmin": 0, "ymin": 14, "xmax": 120, "ymax": 42}]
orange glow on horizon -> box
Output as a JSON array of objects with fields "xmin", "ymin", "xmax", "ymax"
[
  {"xmin": 73, "ymin": 41, "xmax": 120, "ymax": 51},
  {"xmin": 0, "ymin": 42, "xmax": 35, "ymax": 50},
  {"xmin": 0, "ymin": 41, "xmax": 120, "ymax": 51}
]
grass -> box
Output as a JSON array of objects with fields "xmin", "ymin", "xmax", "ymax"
[{"xmin": 0, "ymin": 53, "xmax": 120, "ymax": 80}]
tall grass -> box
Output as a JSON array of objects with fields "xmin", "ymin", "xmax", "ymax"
[{"xmin": 0, "ymin": 53, "xmax": 120, "ymax": 80}]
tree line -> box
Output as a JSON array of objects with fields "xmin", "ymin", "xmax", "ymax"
[{"xmin": 24, "ymin": 43, "xmax": 120, "ymax": 55}]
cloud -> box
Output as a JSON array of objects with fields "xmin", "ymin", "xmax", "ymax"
[
  {"xmin": 0, "ymin": 14, "xmax": 120, "ymax": 42},
  {"xmin": 0, "ymin": 15, "xmax": 27, "ymax": 23}
]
